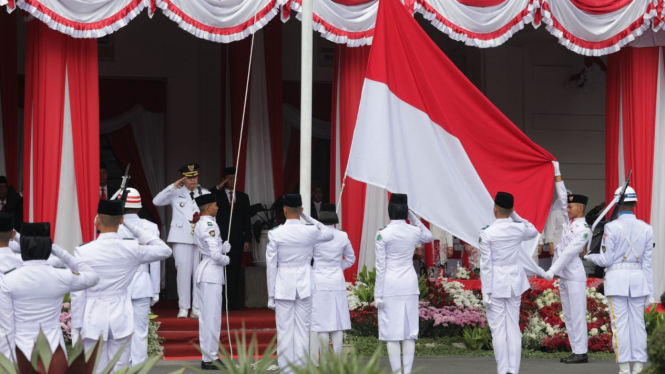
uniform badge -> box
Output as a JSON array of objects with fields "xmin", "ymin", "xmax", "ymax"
[
  {"xmin": 180, "ymin": 202, "xmax": 185, "ymax": 208},
  {"xmin": 72, "ymin": 271, "xmax": 80, "ymax": 276},
  {"xmin": 188, "ymin": 164, "xmax": 195, "ymax": 172},
  {"xmin": 190, "ymin": 230, "xmax": 194, "ymax": 236},
  {"xmin": 602, "ymin": 246, "xmax": 606, "ymax": 253},
  {"xmin": 207, "ymin": 222, "xmax": 213, "ymax": 227},
  {"xmin": 478, "ymin": 237, "xmax": 482, "ymax": 244},
  {"xmin": 210, "ymin": 230, "xmax": 216, "ymax": 237},
  {"xmin": 583, "ymin": 233, "xmax": 588, "ymax": 239},
  {"xmin": 568, "ymin": 196, "xmax": 574, "ymax": 202},
  {"xmin": 191, "ymin": 223, "xmax": 196, "ymax": 228},
  {"xmin": 376, "ymin": 234, "xmax": 382, "ymax": 241}
]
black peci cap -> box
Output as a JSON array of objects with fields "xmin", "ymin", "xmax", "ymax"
[
  {"xmin": 568, "ymin": 194, "xmax": 589, "ymax": 206},
  {"xmin": 195, "ymin": 194, "xmax": 216, "ymax": 208},
  {"xmin": 98, "ymin": 200, "xmax": 125, "ymax": 216},
  {"xmin": 284, "ymin": 194, "xmax": 302, "ymax": 208},
  {"xmin": 494, "ymin": 192, "xmax": 514, "ymax": 209},
  {"xmin": 0, "ymin": 212, "xmax": 13, "ymax": 232}
]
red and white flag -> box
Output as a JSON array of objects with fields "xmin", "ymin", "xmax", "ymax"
[{"xmin": 347, "ymin": 0, "xmax": 555, "ymax": 251}]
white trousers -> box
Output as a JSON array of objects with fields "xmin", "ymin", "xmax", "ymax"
[
  {"xmin": 276, "ymin": 296, "xmax": 312, "ymax": 374},
  {"xmin": 173, "ymin": 243, "xmax": 200, "ymax": 310},
  {"xmin": 608, "ymin": 296, "xmax": 647, "ymax": 363},
  {"xmin": 84, "ymin": 335, "xmax": 130, "ymax": 374},
  {"xmin": 560, "ymin": 279, "xmax": 588, "ymax": 354},
  {"xmin": 198, "ymin": 282, "xmax": 222, "ymax": 362},
  {"xmin": 130, "ymin": 297, "xmax": 151, "ymax": 367},
  {"xmin": 487, "ymin": 296, "xmax": 522, "ymax": 374}
]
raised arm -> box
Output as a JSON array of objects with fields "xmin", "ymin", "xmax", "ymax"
[
  {"xmin": 50, "ymin": 245, "xmax": 100, "ymax": 292},
  {"xmin": 301, "ymin": 212, "xmax": 334, "ymax": 242},
  {"xmin": 510, "ymin": 211, "xmax": 539, "ymax": 241},
  {"xmin": 553, "ymin": 162, "xmax": 569, "ymax": 222},
  {"xmin": 153, "ymin": 179, "xmax": 184, "ymax": 207},
  {"xmin": 408, "ymin": 211, "xmax": 434, "ymax": 244},
  {"xmin": 124, "ymin": 221, "xmax": 172, "ymax": 263}
]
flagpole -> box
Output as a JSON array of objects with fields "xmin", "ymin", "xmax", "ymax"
[{"xmin": 300, "ymin": 0, "xmax": 318, "ymax": 362}]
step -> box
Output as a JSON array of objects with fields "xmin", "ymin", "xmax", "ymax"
[
  {"xmin": 160, "ymin": 329, "xmax": 276, "ymax": 345},
  {"xmin": 162, "ymin": 342, "xmax": 275, "ymax": 359}
]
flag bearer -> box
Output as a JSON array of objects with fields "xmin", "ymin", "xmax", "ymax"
[
  {"xmin": 479, "ymin": 192, "xmax": 540, "ymax": 374},
  {"xmin": 153, "ymin": 163, "xmax": 208, "ymax": 318},
  {"xmin": 545, "ymin": 161, "xmax": 592, "ymax": 364},
  {"xmin": 375, "ymin": 194, "xmax": 433, "ymax": 374},
  {"xmin": 266, "ymin": 194, "xmax": 334, "ymax": 374},
  {"xmin": 585, "ymin": 186, "xmax": 653, "ymax": 374},
  {"xmin": 311, "ymin": 203, "xmax": 356, "ymax": 356},
  {"xmin": 193, "ymin": 193, "xmax": 231, "ymax": 370}
]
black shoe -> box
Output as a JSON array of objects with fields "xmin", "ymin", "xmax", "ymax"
[
  {"xmin": 201, "ymin": 359, "xmax": 225, "ymax": 370},
  {"xmin": 562, "ymin": 354, "xmax": 588, "ymax": 364},
  {"xmin": 560, "ymin": 353, "xmax": 574, "ymax": 363}
]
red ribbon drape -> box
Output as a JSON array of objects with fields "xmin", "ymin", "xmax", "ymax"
[
  {"xmin": 620, "ymin": 47, "xmax": 659, "ymax": 223},
  {"xmin": 105, "ymin": 125, "xmax": 163, "ymax": 233},
  {"xmin": 605, "ymin": 52, "xmax": 621, "ymax": 215},
  {"xmin": 332, "ymin": 44, "xmax": 371, "ymax": 281},
  {"xmin": 0, "ymin": 11, "xmax": 19, "ymax": 187},
  {"xmin": 264, "ymin": 22, "xmax": 284, "ymax": 201},
  {"xmin": 230, "ymin": 38, "xmax": 252, "ymax": 192},
  {"xmin": 569, "ymin": 0, "xmax": 634, "ymax": 15}
]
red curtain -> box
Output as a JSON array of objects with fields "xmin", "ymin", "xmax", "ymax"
[
  {"xmin": 620, "ymin": 47, "xmax": 659, "ymax": 223},
  {"xmin": 0, "ymin": 10, "xmax": 19, "ymax": 186},
  {"xmin": 605, "ymin": 52, "xmax": 621, "ymax": 215},
  {"xmin": 229, "ymin": 38, "xmax": 253, "ymax": 192},
  {"xmin": 331, "ymin": 45, "xmax": 371, "ymax": 280},
  {"xmin": 284, "ymin": 130, "xmax": 300, "ymax": 194},
  {"xmin": 264, "ymin": 22, "xmax": 284, "ymax": 200},
  {"xmin": 23, "ymin": 21, "xmax": 99, "ymax": 242},
  {"xmin": 106, "ymin": 125, "xmax": 162, "ymax": 232}
]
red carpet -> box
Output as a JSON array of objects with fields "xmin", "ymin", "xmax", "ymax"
[{"xmin": 153, "ymin": 301, "xmax": 276, "ymax": 359}]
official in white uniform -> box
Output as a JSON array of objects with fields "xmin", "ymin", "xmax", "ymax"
[
  {"xmin": 0, "ymin": 223, "xmax": 100, "ymax": 359},
  {"xmin": 153, "ymin": 163, "xmax": 209, "ymax": 318},
  {"xmin": 375, "ymin": 194, "xmax": 433, "ymax": 374},
  {"xmin": 115, "ymin": 188, "xmax": 162, "ymax": 367},
  {"xmin": 585, "ymin": 187, "xmax": 653, "ymax": 374},
  {"xmin": 192, "ymin": 193, "xmax": 231, "ymax": 370},
  {"xmin": 71, "ymin": 200, "xmax": 172, "ymax": 373},
  {"xmin": 542, "ymin": 192, "xmax": 569, "ymax": 260},
  {"xmin": 545, "ymin": 162, "xmax": 591, "ymax": 364},
  {"xmin": 479, "ymin": 192, "xmax": 540, "ymax": 374},
  {"xmin": 311, "ymin": 203, "xmax": 356, "ymax": 356},
  {"xmin": 266, "ymin": 194, "xmax": 333, "ymax": 374}
]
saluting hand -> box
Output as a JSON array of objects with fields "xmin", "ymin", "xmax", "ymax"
[
  {"xmin": 174, "ymin": 177, "xmax": 187, "ymax": 189},
  {"xmin": 216, "ymin": 175, "xmax": 232, "ymax": 190}
]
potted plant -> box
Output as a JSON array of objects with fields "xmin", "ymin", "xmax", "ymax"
[{"xmin": 249, "ymin": 200, "xmax": 284, "ymax": 267}]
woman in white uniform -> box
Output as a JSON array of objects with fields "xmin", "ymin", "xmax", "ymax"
[
  {"xmin": 374, "ymin": 194, "xmax": 433, "ymax": 374},
  {"xmin": 311, "ymin": 203, "xmax": 356, "ymax": 356}
]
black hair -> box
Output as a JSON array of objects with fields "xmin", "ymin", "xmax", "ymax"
[
  {"xmin": 20, "ymin": 235, "xmax": 52, "ymax": 262},
  {"xmin": 388, "ymin": 203, "xmax": 408, "ymax": 220}
]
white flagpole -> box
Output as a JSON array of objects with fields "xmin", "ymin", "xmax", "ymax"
[{"xmin": 300, "ymin": 0, "xmax": 319, "ymax": 362}]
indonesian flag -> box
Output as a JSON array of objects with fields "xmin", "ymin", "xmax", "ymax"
[{"xmin": 346, "ymin": 0, "xmax": 555, "ymax": 258}]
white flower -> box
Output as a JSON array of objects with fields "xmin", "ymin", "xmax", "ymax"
[
  {"xmin": 590, "ymin": 328, "xmax": 598, "ymax": 337},
  {"xmin": 592, "ymin": 317, "xmax": 597, "ymax": 322},
  {"xmin": 601, "ymin": 325, "xmax": 607, "ymax": 332}
]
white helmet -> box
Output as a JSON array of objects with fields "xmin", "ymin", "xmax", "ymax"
[
  {"xmin": 118, "ymin": 187, "xmax": 142, "ymax": 208},
  {"xmin": 614, "ymin": 186, "xmax": 637, "ymax": 202}
]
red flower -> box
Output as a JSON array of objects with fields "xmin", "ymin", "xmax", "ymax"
[{"xmin": 191, "ymin": 212, "xmax": 200, "ymax": 224}]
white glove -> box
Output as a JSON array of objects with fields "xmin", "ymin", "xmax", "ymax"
[
  {"xmin": 222, "ymin": 241, "xmax": 232, "ymax": 254},
  {"xmin": 267, "ymin": 297, "xmax": 276, "ymax": 310},
  {"xmin": 9, "ymin": 231, "xmax": 20, "ymax": 254},
  {"xmin": 407, "ymin": 210, "xmax": 420, "ymax": 224},
  {"xmin": 50, "ymin": 244, "xmax": 67, "ymax": 259},
  {"xmin": 552, "ymin": 161, "xmax": 561, "ymax": 177},
  {"xmin": 482, "ymin": 294, "xmax": 492, "ymax": 307},
  {"xmin": 375, "ymin": 298, "xmax": 384, "ymax": 310},
  {"xmin": 151, "ymin": 294, "xmax": 160, "ymax": 306},
  {"xmin": 123, "ymin": 221, "xmax": 156, "ymax": 244},
  {"xmin": 645, "ymin": 297, "xmax": 655, "ymax": 309},
  {"xmin": 71, "ymin": 328, "xmax": 81, "ymax": 345},
  {"xmin": 544, "ymin": 270, "xmax": 555, "ymax": 281},
  {"xmin": 300, "ymin": 212, "xmax": 326, "ymax": 230}
]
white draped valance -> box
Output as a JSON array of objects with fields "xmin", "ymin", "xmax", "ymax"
[{"xmin": 2, "ymin": 0, "xmax": 664, "ymax": 55}]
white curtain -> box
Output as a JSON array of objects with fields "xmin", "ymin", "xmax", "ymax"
[
  {"xmin": 99, "ymin": 105, "xmax": 167, "ymax": 229},
  {"xmin": 356, "ymin": 184, "xmax": 389, "ymax": 271},
  {"xmin": 651, "ymin": 47, "xmax": 665, "ymax": 301},
  {"xmin": 245, "ymin": 31, "xmax": 276, "ymax": 206}
]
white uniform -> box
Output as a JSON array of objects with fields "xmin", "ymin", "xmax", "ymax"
[
  {"xmin": 586, "ymin": 213, "xmax": 653, "ymax": 365},
  {"xmin": 0, "ymin": 246, "xmax": 23, "ymax": 273},
  {"xmin": 549, "ymin": 180, "xmax": 592, "ymax": 355},
  {"xmin": 479, "ymin": 215, "xmax": 539, "ymax": 374},
  {"xmin": 374, "ymin": 219, "xmax": 433, "ymax": 341},
  {"xmin": 430, "ymin": 225, "xmax": 453, "ymax": 267},
  {"xmin": 117, "ymin": 215, "xmax": 161, "ymax": 367},
  {"xmin": 153, "ymin": 184, "xmax": 209, "ymax": 310},
  {"xmin": 311, "ymin": 227, "xmax": 356, "ymax": 332},
  {"xmin": 193, "ymin": 215, "xmax": 230, "ymax": 363},
  {"xmin": 0, "ymin": 248, "xmax": 99, "ymax": 359},
  {"xmin": 266, "ymin": 219, "xmax": 333, "ymax": 374},
  {"xmin": 71, "ymin": 230, "xmax": 171, "ymax": 373}
]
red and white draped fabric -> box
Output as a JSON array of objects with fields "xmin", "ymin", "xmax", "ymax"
[
  {"xmin": 605, "ymin": 46, "xmax": 665, "ymax": 300},
  {"xmin": 0, "ymin": 10, "xmax": 19, "ymax": 185},
  {"xmin": 540, "ymin": 0, "xmax": 659, "ymax": 56},
  {"xmin": 346, "ymin": 0, "xmax": 554, "ymax": 277},
  {"xmin": 23, "ymin": 20, "xmax": 99, "ymax": 249},
  {"xmin": 156, "ymin": 0, "xmax": 286, "ymax": 43}
]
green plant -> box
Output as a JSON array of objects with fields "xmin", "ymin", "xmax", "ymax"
[
  {"xmin": 187, "ymin": 330, "xmax": 277, "ymax": 374},
  {"xmin": 0, "ymin": 330, "xmax": 178, "ymax": 374},
  {"xmin": 291, "ymin": 346, "xmax": 386, "ymax": 374},
  {"xmin": 461, "ymin": 326, "xmax": 492, "ymax": 351},
  {"xmin": 354, "ymin": 266, "xmax": 376, "ymax": 304},
  {"xmin": 418, "ymin": 274, "xmax": 429, "ymax": 301},
  {"xmin": 645, "ymin": 306, "xmax": 665, "ymax": 336},
  {"xmin": 645, "ymin": 323, "xmax": 665, "ymax": 374},
  {"xmin": 148, "ymin": 312, "xmax": 165, "ymax": 357}
]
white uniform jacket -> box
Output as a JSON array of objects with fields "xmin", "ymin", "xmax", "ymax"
[
  {"xmin": 312, "ymin": 227, "xmax": 356, "ymax": 291},
  {"xmin": 478, "ymin": 217, "xmax": 539, "ymax": 298},
  {"xmin": 153, "ymin": 184, "xmax": 209, "ymax": 244},
  {"xmin": 266, "ymin": 219, "xmax": 334, "ymax": 300},
  {"xmin": 71, "ymin": 232, "xmax": 171, "ymax": 340},
  {"xmin": 193, "ymin": 216, "xmax": 230, "ymax": 284},
  {"xmin": 0, "ymin": 247, "xmax": 23, "ymax": 273},
  {"xmin": 543, "ymin": 205, "xmax": 566, "ymax": 248},
  {"xmin": 0, "ymin": 253, "xmax": 99, "ymax": 357},
  {"xmin": 550, "ymin": 181, "xmax": 591, "ymax": 281},
  {"xmin": 374, "ymin": 220, "xmax": 433, "ymax": 299},
  {"xmin": 118, "ymin": 215, "xmax": 161, "ymax": 299},
  {"xmin": 586, "ymin": 213, "xmax": 654, "ymax": 298}
]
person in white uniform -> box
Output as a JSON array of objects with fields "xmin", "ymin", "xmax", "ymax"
[
  {"xmin": 375, "ymin": 194, "xmax": 433, "ymax": 374},
  {"xmin": 192, "ymin": 193, "xmax": 231, "ymax": 370},
  {"xmin": 311, "ymin": 203, "xmax": 356, "ymax": 356},
  {"xmin": 153, "ymin": 163, "xmax": 209, "ymax": 318},
  {"xmin": 542, "ymin": 190, "xmax": 569, "ymax": 261},
  {"xmin": 544, "ymin": 162, "xmax": 591, "ymax": 364},
  {"xmin": 0, "ymin": 213, "xmax": 22, "ymax": 274},
  {"xmin": 479, "ymin": 192, "xmax": 540, "ymax": 374},
  {"xmin": 266, "ymin": 194, "xmax": 333, "ymax": 374},
  {"xmin": 430, "ymin": 224, "xmax": 453, "ymax": 279},
  {"xmin": 115, "ymin": 188, "xmax": 161, "ymax": 367},
  {"xmin": 0, "ymin": 222, "xmax": 99, "ymax": 360},
  {"xmin": 71, "ymin": 200, "xmax": 172, "ymax": 373},
  {"xmin": 585, "ymin": 186, "xmax": 653, "ymax": 374}
]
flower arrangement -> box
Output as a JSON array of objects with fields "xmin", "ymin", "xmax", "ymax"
[
  {"xmin": 455, "ymin": 266, "xmax": 470, "ymax": 280},
  {"xmin": 60, "ymin": 302, "xmax": 72, "ymax": 345}
]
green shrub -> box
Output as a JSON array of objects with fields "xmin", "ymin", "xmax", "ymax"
[
  {"xmin": 291, "ymin": 348, "xmax": 385, "ymax": 374},
  {"xmin": 645, "ymin": 323, "xmax": 665, "ymax": 374},
  {"xmin": 461, "ymin": 326, "xmax": 492, "ymax": 351},
  {"xmin": 645, "ymin": 306, "xmax": 665, "ymax": 336}
]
